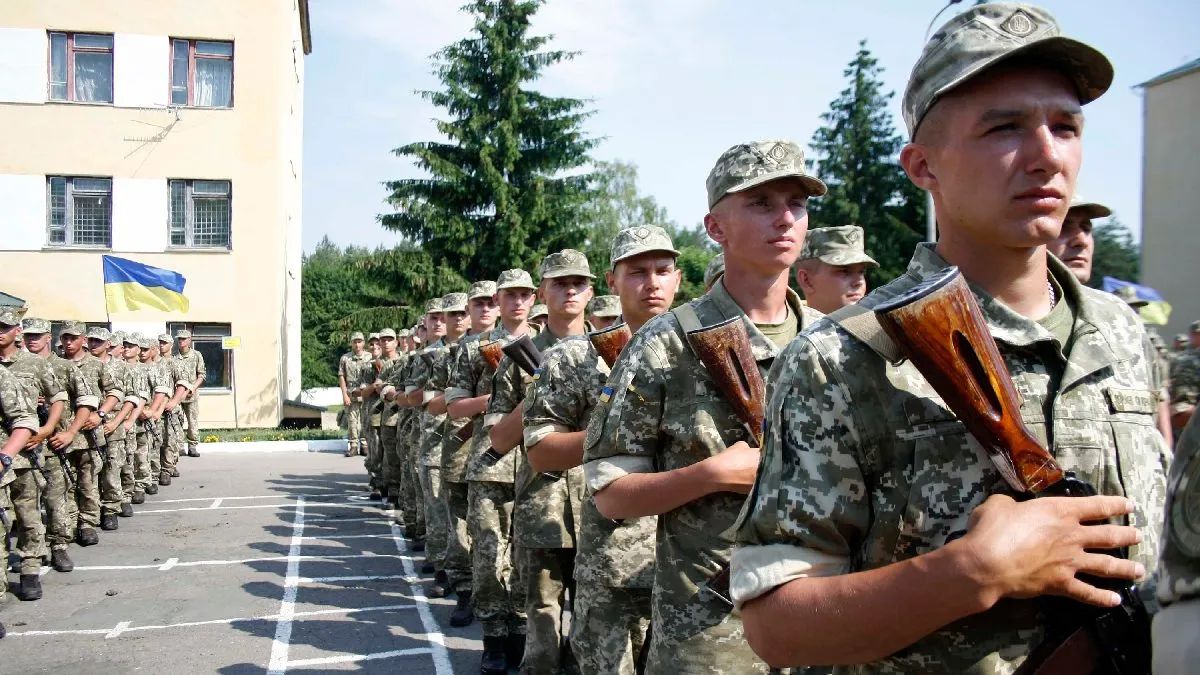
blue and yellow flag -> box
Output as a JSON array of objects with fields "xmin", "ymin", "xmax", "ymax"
[{"xmin": 103, "ymin": 255, "xmax": 190, "ymax": 313}]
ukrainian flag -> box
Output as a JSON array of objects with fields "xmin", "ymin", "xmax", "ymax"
[{"xmin": 103, "ymin": 255, "xmax": 190, "ymax": 313}]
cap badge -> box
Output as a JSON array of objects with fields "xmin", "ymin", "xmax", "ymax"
[
  {"xmin": 1001, "ymin": 11, "xmax": 1037, "ymax": 38},
  {"xmin": 634, "ymin": 227, "xmax": 649, "ymax": 239},
  {"xmin": 768, "ymin": 143, "xmax": 788, "ymax": 161}
]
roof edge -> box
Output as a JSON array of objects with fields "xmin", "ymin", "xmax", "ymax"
[
  {"xmin": 299, "ymin": 0, "xmax": 312, "ymax": 55},
  {"xmin": 1136, "ymin": 57, "xmax": 1200, "ymax": 89}
]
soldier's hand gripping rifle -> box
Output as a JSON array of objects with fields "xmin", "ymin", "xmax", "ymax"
[
  {"xmin": 589, "ymin": 323, "xmax": 633, "ymax": 369},
  {"xmin": 499, "ymin": 335, "xmax": 561, "ymax": 482},
  {"xmin": 684, "ymin": 315, "xmax": 768, "ymax": 607},
  {"xmin": 479, "ymin": 340, "xmax": 504, "ymax": 372},
  {"xmin": 873, "ymin": 266, "xmax": 1150, "ymax": 675}
]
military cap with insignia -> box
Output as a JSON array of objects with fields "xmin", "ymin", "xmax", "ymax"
[
  {"xmin": 610, "ymin": 225, "xmax": 679, "ymax": 269},
  {"xmin": 800, "ymin": 225, "xmax": 879, "ymax": 268},
  {"xmin": 529, "ymin": 304, "xmax": 548, "ymax": 320},
  {"xmin": 22, "ymin": 317, "xmax": 51, "ymax": 334},
  {"xmin": 496, "ymin": 269, "xmax": 536, "ymax": 291},
  {"xmin": 60, "ymin": 320, "xmax": 87, "ymax": 336},
  {"xmin": 0, "ymin": 306, "xmax": 24, "ymax": 327},
  {"xmin": 587, "ymin": 295, "xmax": 621, "ymax": 318},
  {"xmin": 86, "ymin": 326, "xmax": 112, "ymax": 342},
  {"xmin": 424, "ymin": 298, "xmax": 443, "ymax": 315},
  {"xmin": 540, "ymin": 249, "xmax": 594, "ymax": 280},
  {"xmin": 379, "ymin": 328, "xmax": 397, "ymax": 339},
  {"xmin": 469, "ymin": 280, "xmax": 498, "ymax": 300},
  {"xmin": 441, "ymin": 292, "xmax": 469, "ymax": 313},
  {"xmin": 706, "ymin": 139, "xmax": 827, "ymax": 208}
]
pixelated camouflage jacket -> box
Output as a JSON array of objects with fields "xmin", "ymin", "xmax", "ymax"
[
  {"xmin": 417, "ymin": 337, "xmax": 461, "ymax": 468},
  {"xmin": 582, "ymin": 278, "xmax": 818, "ymax": 668},
  {"xmin": 375, "ymin": 352, "xmax": 407, "ymax": 427},
  {"xmin": 1170, "ymin": 350, "xmax": 1200, "ymax": 412},
  {"xmin": 733, "ymin": 244, "xmax": 1169, "ymax": 674},
  {"xmin": 488, "ymin": 326, "xmax": 562, "ymax": 505},
  {"xmin": 174, "ymin": 348, "xmax": 206, "ymax": 402},
  {"xmin": 439, "ymin": 332, "xmax": 482, "ymax": 482},
  {"xmin": 0, "ymin": 365, "xmax": 40, "ymax": 488},
  {"xmin": 526, "ymin": 334, "xmax": 654, "ymax": 586},
  {"xmin": 47, "ymin": 353, "xmax": 98, "ymax": 451},
  {"xmin": 1159, "ymin": 411, "xmax": 1200, "ymax": 607},
  {"xmin": 0, "ymin": 350, "xmax": 62, "ymax": 471},
  {"xmin": 446, "ymin": 322, "xmax": 525, "ymax": 484}
]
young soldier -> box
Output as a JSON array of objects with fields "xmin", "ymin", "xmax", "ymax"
[
  {"xmin": 0, "ymin": 360, "xmax": 40, "ymax": 632},
  {"xmin": 173, "ymin": 329, "xmax": 206, "ymax": 458},
  {"xmin": 124, "ymin": 335, "xmax": 156, "ymax": 500},
  {"xmin": 445, "ymin": 269, "xmax": 537, "ymax": 669},
  {"xmin": 395, "ymin": 300, "xmax": 446, "ymax": 542},
  {"xmin": 152, "ymin": 334, "xmax": 189, "ymax": 485},
  {"xmin": 86, "ymin": 328, "xmax": 137, "ymax": 527},
  {"xmin": 526, "ymin": 226, "xmax": 682, "ymax": 674},
  {"xmin": 583, "ymin": 139, "xmax": 826, "ymax": 674},
  {"xmin": 362, "ymin": 332, "xmax": 385, "ymax": 499},
  {"xmin": 139, "ymin": 336, "xmax": 171, "ymax": 489},
  {"xmin": 373, "ymin": 329, "xmax": 407, "ymax": 504},
  {"xmin": 338, "ymin": 332, "xmax": 370, "ymax": 458},
  {"xmin": 1169, "ymin": 321, "xmax": 1200, "ymax": 434},
  {"xmin": 56, "ymin": 321, "xmax": 116, "ymax": 542},
  {"xmin": 1046, "ymin": 194, "xmax": 1109, "ymax": 285},
  {"xmin": 493, "ymin": 250, "xmax": 595, "ymax": 674},
  {"xmin": 435, "ymin": 280, "xmax": 499, "ymax": 599},
  {"xmin": 586, "ymin": 295, "xmax": 621, "ymax": 331},
  {"xmin": 528, "ymin": 304, "xmax": 549, "ymax": 329},
  {"xmin": 734, "ymin": 6, "xmax": 1166, "ymax": 672},
  {"xmin": 793, "ymin": 225, "xmax": 878, "ymax": 315},
  {"xmin": 0, "ymin": 308, "xmax": 62, "ymax": 598}
]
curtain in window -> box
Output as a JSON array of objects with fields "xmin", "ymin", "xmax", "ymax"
[
  {"xmin": 195, "ymin": 58, "xmax": 233, "ymax": 107},
  {"xmin": 74, "ymin": 52, "xmax": 113, "ymax": 103}
]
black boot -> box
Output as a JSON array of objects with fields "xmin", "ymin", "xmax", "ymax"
[
  {"xmin": 119, "ymin": 503, "xmax": 134, "ymax": 517},
  {"xmin": 100, "ymin": 512, "xmax": 119, "ymax": 531},
  {"xmin": 159, "ymin": 471, "xmax": 171, "ymax": 486},
  {"xmin": 429, "ymin": 570, "xmax": 450, "ymax": 598},
  {"xmin": 368, "ymin": 490, "xmax": 383, "ymax": 501},
  {"xmin": 505, "ymin": 633, "xmax": 527, "ymax": 670},
  {"xmin": 480, "ymin": 635, "xmax": 507, "ymax": 675},
  {"xmin": 131, "ymin": 490, "xmax": 146, "ymax": 504},
  {"xmin": 144, "ymin": 483, "xmax": 158, "ymax": 495},
  {"xmin": 51, "ymin": 548, "xmax": 74, "ymax": 572},
  {"xmin": 170, "ymin": 467, "xmax": 180, "ymax": 477},
  {"xmin": 0, "ymin": 621, "xmax": 5, "ymax": 639},
  {"xmin": 187, "ymin": 446, "xmax": 199, "ymax": 457},
  {"xmin": 449, "ymin": 590, "xmax": 474, "ymax": 627},
  {"xmin": 420, "ymin": 561, "xmax": 436, "ymax": 575},
  {"xmin": 77, "ymin": 527, "xmax": 99, "ymax": 546},
  {"xmin": 16, "ymin": 574, "xmax": 42, "ymax": 601},
  {"xmin": 410, "ymin": 539, "xmax": 426, "ymax": 552}
]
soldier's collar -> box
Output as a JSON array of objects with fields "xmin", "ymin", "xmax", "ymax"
[{"xmin": 705, "ymin": 278, "xmax": 804, "ymax": 361}]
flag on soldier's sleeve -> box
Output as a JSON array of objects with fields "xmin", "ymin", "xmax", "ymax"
[{"xmin": 102, "ymin": 255, "xmax": 190, "ymax": 313}]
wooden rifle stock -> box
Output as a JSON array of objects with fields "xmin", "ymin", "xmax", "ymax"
[
  {"xmin": 589, "ymin": 323, "xmax": 632, "ymax": 368},
  {"xmin": 479, "ymin": 341, "xmax": 503, "ymax": 371},
  {"xmin": 685, "ymin": 316, "xmax": 765, "ymax": 447}
]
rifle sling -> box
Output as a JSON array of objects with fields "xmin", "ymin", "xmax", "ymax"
[
  {"xmin": 670, "ymin": 303, "xmax": 705, "ymax": 355},
  {"xmin": 825, "ymin": 304, "xmax": 904, "ymax": 365}
]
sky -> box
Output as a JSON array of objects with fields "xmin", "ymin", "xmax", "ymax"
[{"xmin": 301, "ymin": 0, "xmax": 1200, "ymax": 254}]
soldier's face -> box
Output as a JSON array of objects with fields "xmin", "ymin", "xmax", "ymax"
[
  {"xmin": 24, "ymin": 333, "xmax": 50, "ymax": 354},
  {"xmin": 705, "ymin": 180, "xmax": 809, "ymax": 276},
  {"xmin": 380, "ymin": 336, "xmax": 397, "ymax": 355},
  {"xmin": 902, "ymin": 67, "xmax": 1083, "ymax": 250},
  {"xmin": 496, "ymin": 288, "xmax": 535, "ymax": 323},
  {"xmin": 350, "ymin": 338, "xmax": 364, "ymax": 353},
  {"xmin": 88, "ymin": 338, "xmax": 109, "ymax": 357},
  {"xmin": 159, "ymin": 340, "xmax": 171, "ymax": 356},
  {"xmin": 140, "ymin": 347, "xmax": 153, "ymax": 362},
  {"xmin": 444, "ymin": 311, "xmax": 470, "ymax": 338},
  {"xmin": 124, "ymin": 343, "xmax": 139, "ymax": 359},
  {"xmin": 608, "ymin": 253, "xmax": 682, "ymax": 328},
  {"xmin": 178, "ymin": 337, "xmax": 191, "ymax": 351},
  {"xmin": 1047, "ymin": 211, "xmax": 1094, "ymax": 284},
  {"xmin": 469, "ymin": 297, "xmax": 499, "ymax": 329},
  {"xmin": 60, "ymin": 333, "xmax": 84, "ymax": 357},
  {"xmin": 0, "ymin": 323, "xmax": 18, "ymax": 349},
  {"xmin": 795, "ymin": 261, "xmax": 869, "ymax": 314},
  {"xmin": 425, "ymin": 313, "xmax": 446, "ymax": 338},
  {"xmin": 541, "ymin": 276, "xmax": 592, "ymax": 319}
]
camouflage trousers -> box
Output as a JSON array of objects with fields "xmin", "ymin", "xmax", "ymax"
[
  {"xmin": 100, "ymin": 432, "xmax": 129, "ymax": 514},
  {"xmin": 0, "ymin": 482, "xmax": 13, "ymax": 596},
  {"xmin": 345, "ymin": 401, "xmax": 365, "ymax": 455},
  {"xmin": 160, "ymin": 408, "xmax": 185, "ymax": 474},
  {"xmin": 120, "ymin": 432, "xmax": 136, "ymax": 500},
  {"xmin": 468, "ymin": 480, "xmax": 526, "ymax": 638},
  {"xmin": 365, "ymin": 424, "xmax": 382, "ymax": 490},
  {"xmin": 380, "ymin": 423, "xmax": 401, "ymax": 496},
  {"xmin": 419, "ymin": 463, "xmax": 447, "ymax": 568},
  {"xmin": 148, "ymin": 423, "xmax": 161, "ymax": 477},
  {"xmin": 399, "ymin": 422, "xmax": 425, "ymax": 531},
  {"xmin": 43, "ymin": 448, "xmax": 100, "ymax": 545},
  {"xmin": 442, "ymin": 478, "xmax": 473, "ymax": 594},
  {"xmin": 7, "ymin": 464, "xmax": 48, "ymax": 576},
  {"xmin": 521, "ymin": 546, "xmax": 579, "ymax": 675},
  {"xmin": 571, "ymin": 581, "xmax": 652, "ymax": 675},
  {"xmin": 134, "ymin": 429, "xmax": 154, "ymax": 489},
  {"xmin": 181, "ymin": 398, "xmax": 200, "ymax": 449}
]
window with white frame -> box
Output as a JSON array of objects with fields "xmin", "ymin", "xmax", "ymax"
[
  {"xmin": 169, "ymin": 179, "xmax": 232, "ymax": 248},
  {"xmin": 48, "ymin": 32, "xmax": 114, "ymax": 103},
  {"xmin": 47, "ymin": 176, "xmax": 112, "ymax": 247},
  {"xmin": 170, "ymin": 39, "xmax": 233, "ymax": 108},
  {"xmin": 166, "ymin": 322, "xmax": 232, "ymax": 390}
]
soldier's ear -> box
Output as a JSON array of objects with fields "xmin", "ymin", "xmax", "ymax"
[
  {"xmin": 704, "ymin": 211, "xmax": 728, "ymax": 246},
  {"xmin": 900, "ymin": 142, "xmax": 938, "ymax": 192}
]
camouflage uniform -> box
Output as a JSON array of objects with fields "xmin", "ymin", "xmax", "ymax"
[
  {"xmin": 1154, "ymin": 412, "xmax": 1200, "ymax": 672},
  {"xmin": 0, "ymin": 365, "xmax": 41, "ymax": 598},
  {"xmin": 419, "ymin": 308, "xmax": 467, "ymax": 572},
  {"xmin": 173, "ymin": 335, "xmax": 206, "ymax": 454},
  {"xmin": 1169, "ymin": 350, "xmax": 1200, "ymax": 419},
  {"xmin": 375, "ymin": 341, "xmax": 407, "ymax": 501},
  {"xmin": 361, "ymin": 334, "xmax": 386, "ymax": 492},
  {"xmin": 92, "ymin": 334, "xmax": 135, "ymax": 518},
  {"xmin": 733, "ymin": 246, "xmax": 1169, "ymax": 673},
  {"xmin": 339, "ymin": 343, "xmax": 370, "ymax": 456},
  {"xmin": 583, "ymin": 280, "xmax": 818, "ymax": 674},
  {"xmin": 401, "ymin": 331, "xmax": 438, "ymax": 534},
  {"xmin": 72, "ymin": 347, "xmax": 122, "ymax": 524},
  {"xmin": 527, "ymin": 335, "xmax": 653, "ymax": 675},
  {"xmin": 154, "ymin": 353, "xmax": 190, "ymax": 480},
  {"xmin": 440, "ymin": 329, "xmax": 484, "ymax": 595},
  {"xmin": 144, "ymin": 350, "xmax": 173, "ymax": 480}
]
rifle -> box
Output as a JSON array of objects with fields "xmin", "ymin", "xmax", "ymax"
[
  {"xmin": 85, "ymin": 427, "xmax": 108, "ymax": 465},
  {"xmin": 682, "ymin": 314, "xmax": 768, "ymax": 608},
  {"xmin": 589, "ymin": 323, "xmax": 633, "ymax": 368},
  {"xmin": 501, "ymin": 335, "xmax": 543, "ymax": 377},
  {"xmin": 479, "ymin": 341, "xmax": 504, "ymax": 371},
  {"xmin": 453, "ymin": 419, "xmax": 478, "ymax": 443},
  {"xmin": 873, "ymin": 266, "xmax": 1150, "ymax": 675}
]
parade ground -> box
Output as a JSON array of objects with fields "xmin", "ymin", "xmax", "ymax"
[{"xmin": 3, "ymin": 450, "xmax": 484, "ymax": 674}]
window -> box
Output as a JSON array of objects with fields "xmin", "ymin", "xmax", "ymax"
[
  {"xmin": 169, "ymin": 179, "xmax": 232, "ymax": 248},
  {"xmin": 170, "ymin": 39, "xmax": 233, "ymax": 107},
  {"xmin": 166, "ymin": 323, "xmax": 232, "ymax": 390},
  {"xmin": 48, "ymin": 32, "xmax": 113, "ymax": 103},
  {"xmin": 47, "ymin": 177, "xmax": 112, "ymax": 247}
]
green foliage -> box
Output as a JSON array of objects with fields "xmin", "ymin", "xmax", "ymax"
[
  {"xmin": 1088, "ymin": 218, "xmax": 1141, "ymax": 288},
  {"xmin": 675, "ymin": 243, "xmax": 717, "ymax": 303},
  {"xmin": 380, "ymin": 0, "xmax": 597, "ymax": 282},
  {"xmin": 582, "ymin": 160, "xmax": 673, "ymax": 289},
  {"xmin": 808, "ymin": 40, "xmax": 925, "ymax": 285}
]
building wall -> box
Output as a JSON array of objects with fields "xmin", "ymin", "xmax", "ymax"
[
  {"xmin": 1141, "ymin": 68, "xmax": 1200, "ymax": 341},
  {"xmin": 0, "ymin": 1, "xmax": 306, "ymax": 428}
]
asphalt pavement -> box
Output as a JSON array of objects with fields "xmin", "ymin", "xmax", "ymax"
[{"xmin": 2, "ymin": 449, "xmax": 485, "ymax": 674}]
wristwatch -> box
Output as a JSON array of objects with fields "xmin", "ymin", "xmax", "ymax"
[
  {"xmin": 98, "ymin": 411, "xmax": 109, "ymax": 422},
  {"xmin": 0, "ymin": 454, "xmax": 11, "ymax": 469}
]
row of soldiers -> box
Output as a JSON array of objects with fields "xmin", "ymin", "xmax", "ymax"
[
  {"xmin": 0, "ymin": 315, "xmax": 205, "ymax": 637},
  {"xmin": 331, "ymin": 4, "xmax": 1197, "ymax": 674}
]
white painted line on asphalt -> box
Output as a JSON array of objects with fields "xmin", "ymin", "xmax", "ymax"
[
  {"xmin": 136, "ymin": 502, "xmax": 369, "ymax": 514},
  {"xmin": 210, "ymin": 498, "xmax": 223, "ymax": 509},
  {"xmin": 267, "ymin": 495, "xmax": 306, "ymax": 675},
  {"xmin": 391, "ymin": 522, "xmax": 452, "ymax": 675},
  {"xmin": 105, "ymin": 621, "xmax": 131, "ymax": 639},
  {"xmin": 158, "ymin": 557, "xmax": 179, "ymax": 571},
  {"xmin": 300, "ymin": 516, "xmax": 391, "ymax": 524},
  {"xmin": 150, "ymin": 492, "xmax": 361, "ymax": 504},
  {"xmin": 8, "ymin": 603, "xmax": 416, "ymax": 638},
  {"xmin": 286, "ymin": 574, "xmax": 415, "ymax": 586},
  {"xmin": 295, "ymin": 533, "xmax": 395, "ymax": 541},
  {"xmin": 67, "ymin": 551, "xmax": 414, "ymax": 573},
  {"xmin": 284, "ymin": 647, "xmax": 433, "ymax": 668}
]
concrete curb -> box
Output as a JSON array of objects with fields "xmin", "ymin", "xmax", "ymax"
[{"xmin": 198, "ymin": 439, "xmax": 348, "ymax": 454}]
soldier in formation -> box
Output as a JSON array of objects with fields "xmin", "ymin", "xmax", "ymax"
[{"xmin": 792, "ymin": 224, "xmax": 878, "ymax": 315}]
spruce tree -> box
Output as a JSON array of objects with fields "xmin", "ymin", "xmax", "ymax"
[
  {"xmin": 808, "ymin": 40, "xmax": 925, "ymax": 284},
  {"xmin": 381, "ymin": 0, "xmax": 597, "ymax": 281}
]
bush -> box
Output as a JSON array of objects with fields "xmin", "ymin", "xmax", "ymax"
[{"xmin": 201, "ymin": 428, "xmax": 345, "ymax": 443}]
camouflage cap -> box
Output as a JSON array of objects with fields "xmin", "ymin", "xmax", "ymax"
[
  {"xmin": 175, "ymin": 329, "xmax": 192, "ymax": 339},
  {"xmin": 158, "ymin": 333, "xmax": 171, "ymax": 343},
  {"xmin": 398, "ymin": 328, "xmax": 411, "ymax": 338},
  {"xmin": 496, "ymin": 269, "xmax": 536, "ymax": 291},
  {"xmin": 0, "ymin": 306, "xmax": 23, "ymax": 327},
  {"xmin": 441, "ymin": 292, "xmax": 469, "ymax": 313},
  {"xmin": 903, "ymin": 3, "xmax": 1113, "ymax": 138},
  {"xmin": 539, "ymin": 249, "xmax": 595, "ymax": 280},
  {"xmin": 1176, "ymin": 334, "xmax": 1189, "ymax": 346},
  {"xmin": 800, "ymin": 225, "xmax": 879, "ymax": 268},
  {"xmin": 468, "ymin": 280, "xmax": 498, "ymax": 300},
  {"xmin": 111, "ymin": 330, "xmax": 127, "ymax": 344},
  {"xmin": 122, "ymin": 333, "xmax": 140, "ymax": 346},
  {"xmin": 1068, "ymin": 193, "xmax": 1112, "ymax": 220},
  {"xmin": 1112, "ymin": 285, "xmax": 1148, "ymax": 308},
  {"xmin": 60, "ymin": 320, "xmax": 87, "ymax": 336},
  {"xmin": 706, "ymin": 139, "xmax": 827, "ymax": 209},
  {"xmin": 703, "ymin": 253, "xmax": 725, "ymax": 291},
  {"xmin": 350, "ymin": 331, "xmax": 365, "ymax": 341},
  {"xmin": 1191, "ymin": 320, "xmax": 1200, "ymax": 334},
  {"xmin": 529, "ymin": 304, "xmax": 548, "ymax": 319},
  {"xmin": 86, "ymin": 326, "xmax": 112, "ymax": 342},
  {"xmin": 367, "ymin": 332, "xmax": 381, "ymax": 342},
  {"xmin": 22, "ymin": 317, "xmax": 51, "ymax": 335},
  {"xmin": 423, "ymin": 298, "xmax": 443, "ymax": 315},
  {"xmin": 138, "ymin": 335, "xmax": 154, "ymax": 349},
  {"xmin": 587, "ymin": 295, "xmax": 621, "ymax": 318},
  {"xmin": 610, "ymin": 225, "xmax": 679, "ymax": 269},
  {"xmin": 378, "ymin": 328, "xmax": 397, "ymax": 339}
]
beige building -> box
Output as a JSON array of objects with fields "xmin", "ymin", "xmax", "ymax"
[
  {"xmin": 0, "ymin": 1, "xmax": 312, "ymax": 428},
  {"xmin": 1139, "ymin": 58, "xmax": 1200, "ymax": 341}
]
